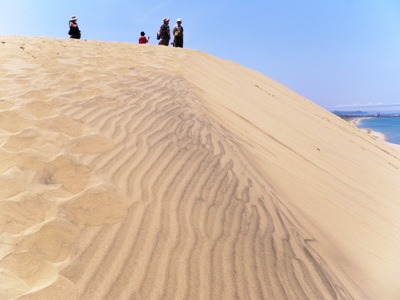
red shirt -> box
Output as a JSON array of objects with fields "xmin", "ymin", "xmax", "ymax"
[{"xmin": 139, "ymin": 36, "xmax": 148, "ymax": 44}]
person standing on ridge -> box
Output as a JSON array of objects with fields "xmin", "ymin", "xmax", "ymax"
[
  {"xmin": 139, "ymin": 31, "xmax": 150, "ymax": 44},
  {"xmin": 158, "ymin": 18, "xmax": 171, "ymax": 46},
  {"xmin": 172, "ymin": 18, "xmax": 184, "ymax": 48},
  {"xmin": 68, "ymin": 15, "xmax": 81, "ymax": 39}
]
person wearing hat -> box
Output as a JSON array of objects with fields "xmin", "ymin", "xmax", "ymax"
[
  {"xmin": 158, "ymin": 18, "xmax": 171, "ymax": 46},
  {"xmin": 68, "ymin": 15, "xmax": 81, "ymax": 39},
  {"xmin": 172, "ymin": 18, "xmax": 184, "ymax": 48}
]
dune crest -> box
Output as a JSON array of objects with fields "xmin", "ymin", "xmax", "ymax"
[{"xmin": 1, "ymin": 36, "xmax": 400, "ymax": 299}]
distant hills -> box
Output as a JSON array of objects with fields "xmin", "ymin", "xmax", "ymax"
[
  {"xmin": 332, "ymin": 110, "xmax": 400, "ymax": 118},
  {"xmin": 332, "ymin": 110, "xmax": 369, "ymax": 116}
]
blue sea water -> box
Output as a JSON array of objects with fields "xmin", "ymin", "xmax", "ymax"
[{"xmin": 358, "ymin": 117, "xmax": 400, "ymax": 145}]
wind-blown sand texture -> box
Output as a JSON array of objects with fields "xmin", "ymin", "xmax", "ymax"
[{"xmin": 1, "ymin": 36, "xmax": 400, "ymax": 300}]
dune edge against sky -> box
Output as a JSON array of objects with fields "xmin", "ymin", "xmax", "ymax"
[{"xmin": 1, "ymin": 36, "xmax": 400, "ymax": 300}]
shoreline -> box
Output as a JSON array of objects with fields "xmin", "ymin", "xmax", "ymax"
[{"xmin": 349, "ymin": 117, "xmax": 400, "ymax": 151}]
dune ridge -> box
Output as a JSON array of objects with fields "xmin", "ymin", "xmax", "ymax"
[{"xmin": 1, "ymin": 36, "xmax": 400, "ymax": 299}]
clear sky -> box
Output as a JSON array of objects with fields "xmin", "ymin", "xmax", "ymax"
[{"xmin": 1, "ymin": 0, "xmax": 400, "ymax": 112}]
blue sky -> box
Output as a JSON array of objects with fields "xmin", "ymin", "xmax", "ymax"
[{"xmin": 1, "ymin": 0, "xmax": 400, "ymax": 112}]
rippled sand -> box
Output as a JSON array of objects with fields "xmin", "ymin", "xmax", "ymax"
[{"xmin": 1, "ymin": 36, "xmax": 400, "ymax": 300}]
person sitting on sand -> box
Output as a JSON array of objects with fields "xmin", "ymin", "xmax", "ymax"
[
  {"xmin": 138, "ymin": 31, "xmax": 150, "ymax": 44},
  {"xmin": 68, "ymin": 16, "xmax": 81, "ymax": 39}
]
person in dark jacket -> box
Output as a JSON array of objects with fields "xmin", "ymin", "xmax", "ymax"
[
  {"xmin": 69, "ymin": 15, "xmax": 81, "ymax": 39},
  {"xmin": 158, "ymin": 18, "xmax": 170, "ymax": 46}
]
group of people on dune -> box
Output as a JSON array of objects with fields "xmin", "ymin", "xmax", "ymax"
[
  {"xmin": 69, "ymin": 16, "xmax": 184, "ymax": 48},
  {"xmin": 153, "ymin": 18, "xmax": 184, "ymax": 48}
]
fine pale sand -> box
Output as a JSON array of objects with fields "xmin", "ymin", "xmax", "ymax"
[{"xmin": 1, "ymin": 36, "xmax": 400, "ymax": 300}]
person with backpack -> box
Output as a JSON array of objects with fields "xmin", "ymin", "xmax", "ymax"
[
  {"xmin": 158, "ymin": 18, "xmax": 171, "ymax": 46},
  {"xmin": 68, "ymin": 16, "xmax": 81, "ymax": 39},
  {"xmin": 172, "ymin": 18, "xmax": 184, "ymax": 48}
]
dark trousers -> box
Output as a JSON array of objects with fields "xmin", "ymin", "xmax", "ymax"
[
  {"xmin": 158, "ymin": 38, "xmax": 170, "ymax": 46},
  {"xmin": 173, "ymin": 37, "xmax": 183, "ymax": 48}
]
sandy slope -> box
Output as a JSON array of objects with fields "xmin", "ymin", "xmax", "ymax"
[{"xmin": 1, "ymin": 36, "xmax": 400, "ymax": 300}]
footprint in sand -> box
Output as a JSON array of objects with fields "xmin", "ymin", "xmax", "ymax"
[
  {"xmin": 33, "ymin": 154, "xmax": 92, "ymax": 194},
  {"xmin": 36, "ymin": 115, "xmax": 88, "ymax": 138},
  {"xmin": 0, "ymin": 194, "xmax": 56, "ymax": 234},
  {"xmin": 18, "ymin": 218, "xmax": 79, "ymax": 263},
  {"xmin": 0, "ymin": 167, "xmax": 27, "ymax": 199},
  {"xmin": 62, "ymin": 184, "xmax": 128, "ymax": 226},
  {"xmin": 0, "ymin": 110, "xmax": 32, "ymax": 133},
  {"xmin": 66, "ymin": 134, "xmax": 115, "ymax": 154}
]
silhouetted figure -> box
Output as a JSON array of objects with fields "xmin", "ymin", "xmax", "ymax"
[
  {"xmin": 68, "ymin": 16, "xmax": 81, "ymax": 39},
  {"xmin": 158, "ymin": 18, "xmax": 171, "ymax": 46}
]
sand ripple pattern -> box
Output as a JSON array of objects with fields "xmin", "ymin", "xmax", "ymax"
[{"xmin": 0, "ymin": 37, "xmax": 355, "ymax": 299}]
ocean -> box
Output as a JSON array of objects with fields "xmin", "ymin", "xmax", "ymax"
[{"xmin": 357, "ymin": 117, "xmax": 400, "ymax": 145}]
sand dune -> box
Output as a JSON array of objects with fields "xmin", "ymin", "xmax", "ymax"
[{"xmin": 1, "ymin": 36, "xmax": 400, "ymax": 300}]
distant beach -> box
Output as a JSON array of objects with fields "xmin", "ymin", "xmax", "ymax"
[
  {"xmin": 350, "ymin": 117, "xmax": 400, "ymax": 150},
  {"xmin": 349, "ymin": 117, "xmax": 387, "ymax": 140}
]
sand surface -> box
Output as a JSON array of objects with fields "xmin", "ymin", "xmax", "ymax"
[{"xmin": 1, "ymin": 36, "xmax": 400, "ymax": 300}]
